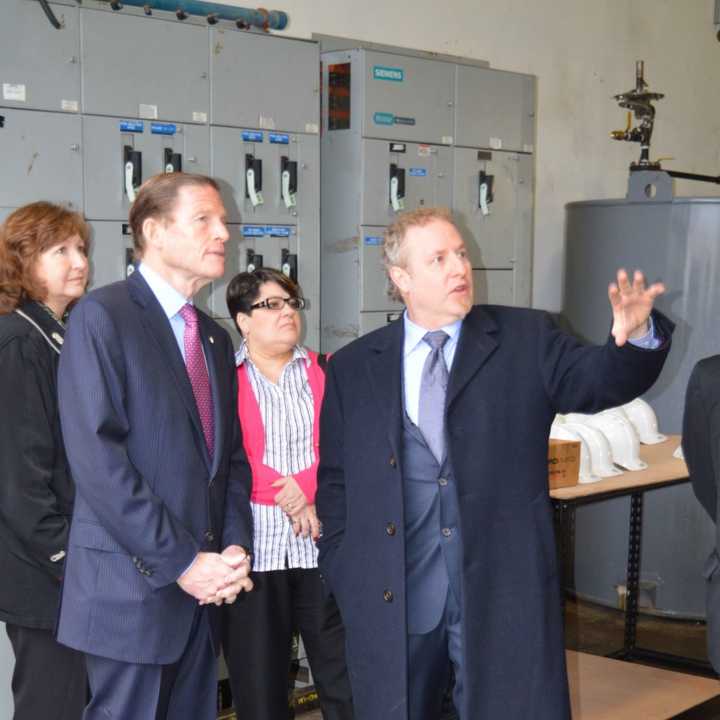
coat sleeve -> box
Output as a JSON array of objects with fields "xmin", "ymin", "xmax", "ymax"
[
  {"xmin": 0, "ymin": 337, "xmax": 68, "ymax": 581},
  {"xmin": 540, "ymin": 309, "xmax": 674, "ymax": 414},
  {"xmin": 316, "ymin": 360, "xmax": 346, "ymax": 582},
  {"xmin": 683, "ymin": 360, "xmax": 718, "ymax": 522},
  {"xmin": 221, "ymin": 340, "xmax": 253, "ymax": 552},
  {"xmin": 58, "ymin": 299, "xmax": 199, "ymax": 589}
]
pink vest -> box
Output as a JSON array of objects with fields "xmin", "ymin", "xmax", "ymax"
[{"xmin": 236, "ymin": 350, "xmax": 326, "ymax": 505}]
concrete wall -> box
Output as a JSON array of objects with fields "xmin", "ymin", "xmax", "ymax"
[{"xmin": 235, "ymin": 0, "xmax": 720, "ymax": 311}]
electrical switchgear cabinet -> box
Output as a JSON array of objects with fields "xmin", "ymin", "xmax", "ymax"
[
  {"xmin": 454, "ymin": 66, "xmax": 536, "ymax": 153},
  {"xmin": 1, "ymin": 1, "xmax": 321, "ymax": 348},
  {"xmin": 0, "ymin": 108, "xmax": 83, "ymax": 210},
  {"xmin": 83, "ymin": 116, "xmax": 211, "ymax": 221},
  {"xmin": 0, "ymin": 0, "xmax": 81, "ymax": 114},
  {"xmin": 211, "ymin": 30, "xmax": 319, "ymax": 135},
  {"xmin": 321, "ymin": 44, "xmax": 536, "ymax": 352},
  {"xmin": 81, "ymin": 7, "xmax": 210, "ymax": 124}
]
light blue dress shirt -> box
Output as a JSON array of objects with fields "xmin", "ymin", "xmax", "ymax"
[{"xmin": 138, "ymin": 263, "xmax": 193, "ymax": 361}]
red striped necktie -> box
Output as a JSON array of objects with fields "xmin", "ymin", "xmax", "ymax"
[{"xmin": 179, "ymin": 303, "xmax": 215, "ymax": 459}]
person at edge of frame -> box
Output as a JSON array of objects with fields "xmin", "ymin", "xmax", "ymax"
[{"xmin": 0, "ymin": 201, "xmax": 91, "ymax": 720}]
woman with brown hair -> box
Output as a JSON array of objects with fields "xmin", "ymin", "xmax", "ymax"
[{"xmin": 0, "ymin": 202, "xmax": 90, "ymax": 719}]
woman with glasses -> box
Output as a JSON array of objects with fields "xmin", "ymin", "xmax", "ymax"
[
  {"xmin": 223, "ymin": 267, "xmax": 353, "ymax": 720},
  {"xmin": 0, "ymin": 202, "xmax": 89, "ymax": 719}
]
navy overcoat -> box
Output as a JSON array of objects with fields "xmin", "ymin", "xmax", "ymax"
[{"xmin": 317, "ymin": 305, "xmax": 673, "ymax": 719}]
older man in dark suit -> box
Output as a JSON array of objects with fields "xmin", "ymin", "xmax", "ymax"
[
  {"xmin": 316, "ymin": 207, "xmax": 673, "ymax": 720},
  {"xmin": 57, "ymin": 173, "xmax": 253, "ymax": 719}
]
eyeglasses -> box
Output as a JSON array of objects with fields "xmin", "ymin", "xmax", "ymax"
[{"xmin": 250, "ymin": 296, "xmax": 306, "ymax": 312}]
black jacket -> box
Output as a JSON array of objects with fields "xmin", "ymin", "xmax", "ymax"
[
  {"xmin": 683, "ymin": 356, "xmax": 720, "ymax": 671},
  {"xmin": 0, "ymin": 301, "xmax": 74, "ymax": 629}
]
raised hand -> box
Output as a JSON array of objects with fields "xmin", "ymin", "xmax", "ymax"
[{"xmin": 608, "ymin": 269, "xmax": 665, "ymax": 347}]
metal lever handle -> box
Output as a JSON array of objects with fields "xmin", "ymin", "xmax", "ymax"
[
  {"xmin": 390, "ymin": 176, "xmax": 403, "ymax": 212},
  {"xmin": 480, "ymin": 182, "xmax": 490, "ymax": 216},
  {"xmin": 246, "ymin": 168, "xmax": 263, "ymax": 207},
  {"xmin": 125, "ymin": 161, "xmax": 137, "ymax": 202},
  {"xmin": 282, "ymin": 169, "xmax": 296, "ymax": 209}
]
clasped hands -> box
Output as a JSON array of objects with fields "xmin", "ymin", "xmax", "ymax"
[
  {"xmin": 177, "ymin": 545, "xmax": 253, "ymax": 606},
  {"xmin": 272, "ymin": 475, "xmax": 321, "ymax": 540},
  {"xmin": 608, "ymin": 268, "xmax": 665, "ymax": 347}
]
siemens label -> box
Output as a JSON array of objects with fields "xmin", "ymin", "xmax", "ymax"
[
  {"xmin": 408, "ymin": 168, "xmax": 427, "ymax": 177},
  {"xmin": 268, "ymin": 133, "xmax": 290, "ymax": 145},
  {"xmin": 373, "ymin": 65, "xmax": 404, "ymax": 82}
]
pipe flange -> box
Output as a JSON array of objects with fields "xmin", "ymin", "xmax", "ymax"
[{"xmin": 257, "ymin": 7, "xmax": 270, "ymax": 31}]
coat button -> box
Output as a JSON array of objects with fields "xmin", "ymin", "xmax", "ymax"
[
  {"xmin": 438, "ymin": 477, "xmax": 448, "ymax": 486},
  {"xmin": 389, "ymin": 456, "xmax": 397, "ymax": 468},
  {"xmin": 383, "ymin": 589, "xmax": 394, "ymax": 602},
  {"xmin": 386, "ymin": 522, "xmax": 396, "ymax": 536},
  {"xmin": 204, "ymin": 530, "xmax": 215, "ymax": 543},
  {"xmin": 442, "ymin": 527, "xmax": 452, "ymax": 538}
]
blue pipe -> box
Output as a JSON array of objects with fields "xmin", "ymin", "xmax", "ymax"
[{"xmin": 108, "ymin": 0, "xmax": 288, "ymax": 30}]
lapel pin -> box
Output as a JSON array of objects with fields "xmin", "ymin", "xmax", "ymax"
[
  {"xmin": 51, "ymin": 332, "xmax": 64, "ymax": 345},
  {"xmin": 209, "ymin": 336, "xmax": 215, "ymax": 344}
]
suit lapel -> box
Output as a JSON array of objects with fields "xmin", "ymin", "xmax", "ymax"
[
  {"xmin": 128, "ymin": 271, "xmax": 210, "ymax": 466},
  {"xmin": 446, "ymin": 306, "xmax": 500, "ymax": 411},
  {"xmin": 366, "ymin": 320, "xmax": 404, "ymax": 468}
]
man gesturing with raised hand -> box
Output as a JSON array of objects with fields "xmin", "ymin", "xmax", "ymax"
[{"xmin": 317, "ymin": 207, "xmax": 673, "ymax": 720}]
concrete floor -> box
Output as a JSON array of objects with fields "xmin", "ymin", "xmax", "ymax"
[{"xmin": 221, "ymin": 595, "xmax": 715, "ymax": 719}]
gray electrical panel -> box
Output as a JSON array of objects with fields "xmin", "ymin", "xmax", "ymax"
[
  {"xmin": 81, "ymin": 6, "xmax": 210, "ymax": 124},
  {"xmin": 0, "ymin": 1, "xmax": 321, "ymax": 352},
  {"xmin": 320, "ymin": 44, "xmax": 536, "ymax": 352},
  {"xmin": 87, "ymin": 221, "xmax": 136, "ymax": 290},
  {"xmin": 0, "ymin": 0, "xmax": 81, "ymax": 114},
  {"xmin": 210, "ymin": 30, "xmax": 319, "ymax": 135},
  {"xmin": 0, "ymin": 108, "xmax": 83, "ymax": 211},
  {"xmin": 454, "ymin": 66, "xmax": 536, "ymax": 152},
  {"xmin": 84, "ymin": 115, "xmax": 211, "ymax": 220}
]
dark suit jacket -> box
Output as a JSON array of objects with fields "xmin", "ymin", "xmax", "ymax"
[
  {"xmin": 0, "ymin": 302, "xmax": 73, "ymax": 629},
  {"xmin": 56, "ymin": 270, "xmax": 252, "ymax": 664},
  {"xmin": 317, "ymin": 305, "xmax": 673, "ymax": 720},
  {"xmin": 683, "ymin": 356, "xmax": 720, "ymax": 671}
]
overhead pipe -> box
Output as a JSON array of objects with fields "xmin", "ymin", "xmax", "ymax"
[{"xmin": 104, "ymin": 1, "xmax": 288, "ymax": 30}]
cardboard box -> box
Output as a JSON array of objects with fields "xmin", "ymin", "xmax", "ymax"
[{"xmin": 548, "ymin": 438, "xmax": 581, "ymax": 489}]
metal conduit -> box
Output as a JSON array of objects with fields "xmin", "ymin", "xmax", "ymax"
[{"xmin": 103, "ymin": 0, "xmax": 288, "ymax": 29}]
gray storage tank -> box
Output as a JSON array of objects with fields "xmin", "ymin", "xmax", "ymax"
[{"xmin": 563, "ymin": 170, "xmax": 720, "ymax": 618}]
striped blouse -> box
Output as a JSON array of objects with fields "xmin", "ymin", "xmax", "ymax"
[{"xmin": 236, "ymin": 344, "xmax": 319, "ymax": 571}]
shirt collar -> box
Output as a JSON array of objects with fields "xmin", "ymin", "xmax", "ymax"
[
  {"xmin": 235, "ymin": 342, "xmax": 309, "ymax": 368},
  {"xmin": 138, "ymin": 262, "xmax": 190, "ymax": 321},
  {"xmin": 403, "ymin": 311, "xmax": 463, "ymax": 357}
]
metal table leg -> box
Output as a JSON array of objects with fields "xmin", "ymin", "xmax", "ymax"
[{"xmin": 623, "ymin": 491, "xmax": 644, "ymax": 656}]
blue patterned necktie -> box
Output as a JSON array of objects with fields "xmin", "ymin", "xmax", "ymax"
[{"xmin": 418, "ymin": 330, "xmax": 450, "ymax": 463}]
